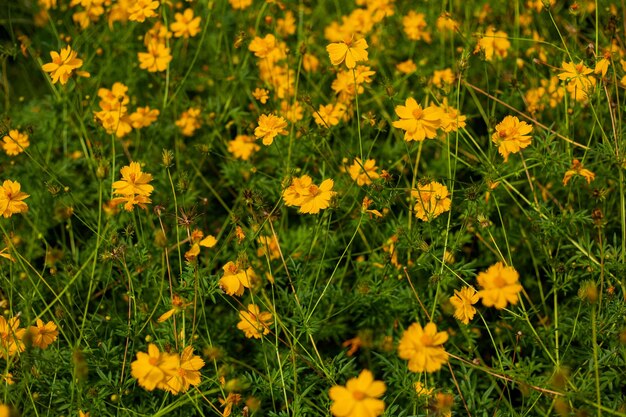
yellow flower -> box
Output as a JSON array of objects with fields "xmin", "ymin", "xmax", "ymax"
[
  {"xmin": 563, "ymin": 159, "xmax": 595, "ymax": 186},
  {"xmin": 348, "ymin": 158, "xmax": 380, "ymax": 186},
  {"xmin": 237, "ymin": 304, "xmax": 273, "ymax": 339},
  {"xmin": 300, "ymin": 179, "xmax": 337, "ymax": 214},
  {"xmin": 254, "ymin": 114, "xmax": 288, "ymax": 146},
  {"xmin": 130, "ymin": 343, "xmax": 179, "ymax": 391},
  {"xmin": 2, "ymin": 130, "xmax": 30, "ymax": 156},
  {"xmin": 432, "ymin": 68, "xmax": 455, "ymax": 88},
  {"xmin": 248, "ymin": 34, "xmax": 279, "ymax": 59},
  {"xmin": 229, "ymin": 0, "xmax": 252, "ymax": 10},
  {"xmin": 276, "ymin": 11, "xmax": 296, "ymax": 37},
  {"xmin": 283, "ymin": 175, "xmax": 314, "ymax": 207},
  {"xmin": 110, "ymin": 194, "xmax": 152, "ymax": 212},
  {"xmin": 29, "ymin": 319, "xmax": 58, "ymax": 349},
  {"xmin": 396, "ymin": 59, "xmax": 417, "ymax": 74},
  {"xmin": 138, "ymin": 40, "xmax": 172, "ymax": 72},
  {"xmin": 128, "ymin": 0, "xmax": 159, "ymax": 22},
  {"xmin": 411, "ymin": 181, "xmax": 451, "ymax": 222},
  {"xmin": 219, "ymin": 393, "xmax": 242, "ymax": 417},
  {"xmin": 112, "ymin": 162, "xmax": 154, "ymax": 197},
  {"xmin": 402, "ymin": 11, "xmax": 431, "ymax": 42},
  {"xmin": 138, "ymin": 40, "xmax": 171, "ymax": 72},
  {"xmin": 476, "ymin": 262, "xmax": 523, "ymax": 310},
  {"xmin": 558, "ymin": 61, "xmax": 596, "ymax": 101},
  {"xmin": 594, "ymin": 58, "xmax": 610, "ymax": 77},
  {"xmin": 398, "ymin": 322, "xmax": 449, "ymax": 373},
  {"xmin": 170, "ymin": 8, "xmax": 201, "ymax": 38},
  {"xmin": 252, "ymin": 88, "xmax": 269, "ymax": 104},
  {"xmin": 414, "ymin": 381, "xmax": 433, "ymax": 397},
  {"xmin": 326, "ymin": 37, "xmax": 369, "ymax": 69},
  {"xmin": 329, "ymin": 369, "xmax": 386, "ymax": 417},
  {"xmin": 0, "ymin": 316, "xmax": 25, "ymax": 359},
  {"xmin": 228, "ymin": 135, "xmax": 260, "ymax": 160},
  {"xmin": 491, "ymin": 115, "xmax": 533, "ymax": 162},
  {"xmin": 175, "ymin": 107, "xmax": 202, "ymax": 136},
  {"xmin": 163, "ymin": 346, "xmax": 205, "ymax": 394},
  {"xmin": 440, "ymin": 101, "xmax": 467, "ymax": 133},
  {"xmin": 392, "ymin": 98, "xmax": 444, "ymax": 142},
  {"xmin": 0, "ymin": 405, "xmax": 10, "ymax": 417},
  {"xmin": 449, "ymin": 287, "xmax": 480, "ymax": 325},
  {"xmin": 219, "ymin": 261, "xmax": 255, "ymax": 296},
  {"xmin": 41, "ymin": 45, "xmax": 87, "ymax": 85},
  {"xmin": 130, "ymin": 106, "xmax": 159, "ymax": 129},
  {"xmin": 0, "ymin": 180, "xmax": 29, "ymax": 218},
  {"xmin": 314, "ymin": 103, "xmax": 347, "ymax": 127},
  {"xmin": 257, "ymin": 235, "xmax": 280, "ymax": 260},
  {"xmin": 476, "ymin": 27, "xmax": 510, "ymax": 61}
]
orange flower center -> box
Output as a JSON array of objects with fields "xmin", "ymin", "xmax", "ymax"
[
  {"xmin": 412, "ymin": 108, "xmax": 423, "ymax": 119},
  {"xmin": 498, "ymin": 129, "xmax": 508, "ymax": 138},
  {"xmin": 149, "ymin": 357, "xmax": 159, "ymax": 366},
  {"xmin": 492, "ymin": 274, "xmax": 506, "ymax": 288},
  {"xmin": 575, "ymin": 63, "xmax": 584, "ymax": 73},
  {"xmin": 420, "ymin": 333, "xmax": 433, "ymax": 346},
  {"xmin": 352, "ymin": 390, "xmax": 366, "ymax": 401}
]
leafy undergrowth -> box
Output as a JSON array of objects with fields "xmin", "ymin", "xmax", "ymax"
[{"xmin": 1, "ymin": 0, "xmax": 626, "ymax": 416}]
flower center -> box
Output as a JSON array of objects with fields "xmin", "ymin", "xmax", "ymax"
[
  {"xmin": 412, "ymin": 108, "xmax": 423, "ymax": 119},
  {"xmin": 420, "ymin": 334, "xmax": 433, "ymax": 346},
  {"xmin": 493, "ymin": 274, "xmax": 506, "ymax": 288},
  {"xmin": 149, "ymin": 357, "xmax": 159, "ymax": 366},
  {"xmin": 352, "ymin": 390, "xmax": 366, "ymax": 401}
]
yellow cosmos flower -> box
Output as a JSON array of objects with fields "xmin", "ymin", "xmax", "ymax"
[
  {"xmin": 558, "ymin": 61, "xmax": 596, "ymax": 101},
  {"xmin": 411, "ymin": 181, "xmax": 451, "ymax": 222},
  {"xmin": 130, "ymin": 343, "xmax": 179, "ymax": 391},
  {"xmin": 112, "ymin": 162, "xmax": 154, "ymax": 197},
  {"xmin": 563, "ymin": 159, "xmax": 595, "ymax": 186},
  {"xmin": 329, "ymin": 370, "xmax": 386, "ymax": 417},
  {"xmin": 476, "ymin": 27, "xmax": 510, "ymax": 61},
  {"xmin": 254, "ymin": 114, "xmax": 288, "ymax": 146},
  {"xmin": 28, "ymin": 319, "xmax": 59, "ymax": 349},
  {"xmin": 348, "ymin": 158, "xmax": 380, "ymax": 186},
  {"xmin": 398, "ymin": 322, "xmax": 449, "ymax": 373},
  {"xmin": 175, "ymin": 107, "xmax": 202, "ymax": 136},
  {"xmin": 219, "ymin": 261, "xmax": 255, "ymax": 296},
  {"xmin": 283, "ymin": 176, "xmax": 337, "ymax": 214},
  {"xmin": 237, "ymin": 304, "xmax": 273, "ymax": 339},
  {"xmin": 0, "ymin": 316, "xmax": 26, "ymax": 359},
  {"xmin": 326, "ymin": 37, "xmax": 369, "ymax": 69},
  {"xmin": 477, "ymin": 262, "xmax": 523, "ymax": 309},
  {"xmin": 0, "ymin": 180, "xmax": 29, "ymax": 218},
  {"xmin": 170, "ymin": 8, "xmax": 201, "ymax": 39},
  {"xmin": 228, "ymin": 135, "xmax": 260, "ymax": 161},
  {"xmin": 163, "ymin": 346, "xmax": 205, "ymax": 394},
  {"xmin": 138, "ymin": 40, "xmax": 172, "ymax": 72},
  {"xmin": 41, "ymin": 45, "xmax": 88, "ymax": 85},
  {"xmin": 2, "ymin": 130, "xmax": 30, "ymax": 156},
  {"xmin": 491, "ymin": 116, "xmax": 533, "ymax": 162},
  {"xmin": 392, "ymin": 98, "xmax": 444, "ymax": 142},
  {"xmin": 128, "ymin": 0, "xmax": 159, "ymax": 22},
  {"xmin": 449, "ymin": 287, "xmax": 480, "ymax": 325}
]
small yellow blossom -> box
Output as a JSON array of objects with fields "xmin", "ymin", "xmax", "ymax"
[
  {"xmin": 392, "ymin": 98, "xmax": 445, "ymax": 142},
  {"xmin": 163, "ymin": 346, "xmax": 205, "ymax": 395},
  {"xmin": 228, "ymin": 135, "xmax": 260, "ymax": 160},
  {"xmin": 128, "ymin": 0, "xmax": 159, "ymax": 22},
  {"xmin": 398, "ymin": 322, "xmax": 449, "ymax": 373},
  {"xmin": 42, "ymin": 45, "xmax": 88, "ymax": 85},
  {"xmin": 29, "ymin": 319, "xmax": 59, "ymax": 349},
  {"xmin": 2, "ymin": 130, "xmax": 30, "ymax": 156},
  {"xmin": 237, "ymin": 304, "xmax": 273, "ymax": 339},
  {"xmin": 0, "ymin": 180, "xmax": 29, "ymax": 218},
  {"xmin": 449, "ymin": 287, "xmax": 480, "ymax": 324},
  {"xmin": 130, "ymin": 344, "xmax": 179, "ymax": 391},
  {"xmin": 326, "ymin": 37, "xmax": 369, "ymax": 69},
  {"xmin": 563, "ymin": 159, "xmax": 595, "ymax": 186},
  {"xmin": 491, "ymin": 116, "xmax": 533, "ymax": 162},
  {"xmin": 0, "ymin": 317, "xmax": 25, "ymax": 359},
  {"xmin": 329, "ymin": 370, "xmax": 386, "ymax": 417},
  {"xmin": 476, "ymin": 27, "xmax": 510, "ymax": 61},
  {"xmin": 252, "ymin": 88, "xmax": 269, "ymax": 104},
  {"xmin": 396, "ymin": 59, "xmax": 417, "ymax": 74},
  {"xmin": 411, "ymin": 181, "xmax": 451, "ymax": 221},
  {"xmin": 176, "ymin": 108, "xmax": 202, "ymax": 136},
  {"xmin": 348, "ymin": 158, "xmax": 380, "ymax": 186},
  {"xmin": 219, "ymin": 261, "xmax": 255, "ymax": 296},
  {"xmin": 170, "ymin": 8, "xmax": 201, "ymax": 38},
  {"xmin": 254, "ymin": 114, "xmax": 288, "ymax": 146},
  {"xmin": 403, "ymin": 11, "xmax": 431, "ymax": 42},
  {"xmin": 138, "ymin": 40, "xmax": 172, "ymax": 72},
  {"xmin": 477, "ymin": 262, "xmax": 523, "ymax": 309}
]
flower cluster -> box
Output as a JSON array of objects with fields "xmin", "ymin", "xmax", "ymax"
[
  {"xmin": 411, "ymin": 181, "xmax": 451, "ymax": 221},
  {"xmin": 94, "ymin": 82, "xmax": 159, "ymax": 138},
  {"xmin": 283, "ymin": 175, "xmax": 337, "ymax": 214},
  {"xmin": 131, "ymin": 344, "xmax": 205, "ymax": 394},
  {"xmin": 176, "ymin": 107, "xmax": 202, "ymax": 136},
  {"xmin": 111, "ymin": 162, "xmax": 154, "ymax": 211},
  {"xmin": 0, "ymin": 316, "xmax": 58, "ymax": 359},
  {"xmin": 393, "ymin": 97, "xmax": 465, "ymax": 142}
]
